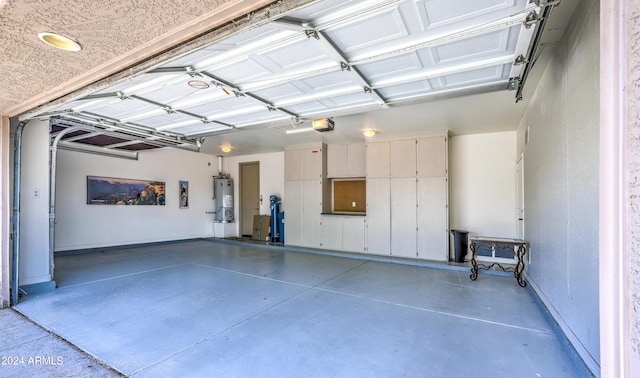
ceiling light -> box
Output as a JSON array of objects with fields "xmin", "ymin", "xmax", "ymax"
[
  {"xmin": 362, "ymin": 129, "xmax": 376, "ymax": 137},
  {"xmin": 220, "ymin": 146, "xmax": 232, "ymax": 153},
  {"xmin": 188, "ymin": 80, "xmax": 210, "ymax": 89},
  {"xmin": 285, "ymin": 127, "xmax": 314, "ymax": 135},
  {"xmin": 37, "ymin": 32, "xmax": 81, "ymax": 51},
  {"xmin": 312, "ymin": 118, "xmax": 334, "ymax": 132}
]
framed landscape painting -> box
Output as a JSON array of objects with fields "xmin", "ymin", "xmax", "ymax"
[{"xmin": 87, "ymin": 176, "xmax": 166, "ymax": 205}]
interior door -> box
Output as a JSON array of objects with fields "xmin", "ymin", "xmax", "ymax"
[{"xmin": 240, "ymin": 162, "xmax": 260, "ymax": 237}]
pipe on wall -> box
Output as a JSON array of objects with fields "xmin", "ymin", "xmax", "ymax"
[{"xmin": 11, "ymin": 121, "xmax": 27, "ymax": 305}]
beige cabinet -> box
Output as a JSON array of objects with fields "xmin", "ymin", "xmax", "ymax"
[
  {"xmin": 366, "ymin": 178, "xmax": 390, "ymax": 255},
  {"xmin": 390, "ymin": 139, "xmax": 417, "ymax": 178},
  {"xmin": 347, "ymin": 143, "xmax": 366, "ymax": 177},
  {"xmin": 366, "ymin": 141, "xmax": 390, "ymax": 178},
  {"xmin": 321, "ymin": 215, "xmax": 365, "ymax": 253},
  {"xmin": 284, "ymin": 145, "xmax": 328, "ymax": 248},
  {"xmin": 302, "ymin": 147, "xmax": 323, "ymax": 180},
  {"xmin": 284, "ymin": 181, "xmax": 302, "ymax": 246},
  {"xmin": 301, "ymin": 180, "xmax": 323, "ymax": 248},
  {"xmin": 342, "ymin": 216, "xmax": 365, "ymax": 253},
  {"xmin": 391, "ymin": 177, "xmax": 417, "ymax": 258},
  {"xmin": 321, "ymin": 216, "xmax": 343, "ymax": 250},
  {"xmin": 417, "ymin": 136, "xmax": 447, "ymax": 177},
  {"xmin": 417, "ymin": 177, "xmax": 448, "ymax": 261},
  {"xmin": 327, "ymin": 144, "xmax": 348, "ymax": 178},
  {"xmin": 284, "ymin": 148, "xmax": 303, "ymax": 181},
  {"xmin": 327, "ymin": 143, "xmax": 366, "ymax": 178}
]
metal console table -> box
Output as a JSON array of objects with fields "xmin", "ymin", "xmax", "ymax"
[{"xmin": 469, "ymin": 237, "xmax": 527, "ymax": 287}]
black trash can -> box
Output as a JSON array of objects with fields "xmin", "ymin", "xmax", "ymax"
[{"xmin": 450, "ymin": 229, "xmax": 469, "ymax": 263}]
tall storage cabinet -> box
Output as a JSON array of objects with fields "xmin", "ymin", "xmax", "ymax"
[
  {"xmin": 417, "ymin": 176, "xmax": 448, "ymax": 260},
  {"xmin": 417, "ymin": 136, "xmax": 449, "ymax": 261},
  {"xmin": 284, "ymin": 180, "xmax": 302, "ymax": 246},
  {"xmin": 366, "ymin": 177, "xmax": 391, "ymax": 255},
  {"xmin": 284, "ymin": 145, "xmax": 328, "ymax": 248},
  {"xmin": 365, "ymin": 134, "xmax": 449, "ymax": 261}
]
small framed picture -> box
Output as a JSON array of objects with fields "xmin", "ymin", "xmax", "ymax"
[{"xmin": 179, "ymin": 180, "xmax": 189, "ymax": 209}]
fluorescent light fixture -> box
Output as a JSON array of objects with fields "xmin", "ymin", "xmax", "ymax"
[
  {"xmin": 285, "ymin": 127, "xmax": 314, "ymax": 135},
  {"xmin": 362, "ymin": 129, "xmax": 376, "ymax": 137},
  {"xmin": 312, "ymin": 118, "xmax": 334, "ymax": 132},
  {"xmin": 38, "ymin": 32, "xmax": 81, "ymax": 51}
]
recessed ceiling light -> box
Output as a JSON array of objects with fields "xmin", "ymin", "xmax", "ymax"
[
  {"xmin": 38, "ymin": 32, "xmax": 82, "ymax": 52},
  {"xmin": 220, "ymin": 146, "xmax": 232, "ymax": 153}
]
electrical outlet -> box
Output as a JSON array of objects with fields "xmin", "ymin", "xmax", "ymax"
[
  {"xmin": 352, "ymin": 201, "xmax": 356, "ymax": 207},
  {"xmin": 32, "ymin": 189, "xmax": 40, "ymax": 198}
]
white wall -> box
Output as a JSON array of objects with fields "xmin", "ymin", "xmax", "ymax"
[
  {"xmin": 19, "ymin": 119, "xmax": 51, "ymax": 285},
  {"xmin": 449, "ymin": 132, "xmax": 517, "ymax": 242},
  {"xmin": 517, "ymin": 0, "xmax": 600, "ymax": 371},
  {"xmin": 55, "ymin": 146, "xmax": 218, "ymax": 250},
  {"xmin": 222, "ymin": 151, "xmax": 284, "ymax": 237}
]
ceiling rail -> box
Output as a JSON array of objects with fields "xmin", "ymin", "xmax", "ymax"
[
  {"xmin": 49, "ymin": 116, "xmax": 202, "ymax": 152},
  {"xmin": 514, "ymin": 2, "xmax": 556, "ymax": 102}
]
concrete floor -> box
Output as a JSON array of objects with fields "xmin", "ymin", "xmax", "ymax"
[{"xmin": 13, "ymin": 239, "xmax": 581, "ymax": 377}]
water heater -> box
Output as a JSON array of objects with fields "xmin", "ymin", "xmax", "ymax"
[{"xmin": 214, "ymin": 178, "xmax": 234, "ymax": 223}]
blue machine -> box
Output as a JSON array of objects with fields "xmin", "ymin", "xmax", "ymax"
[{"xmin": 269, "ymin": 195, "xmax": 281, "ymax": 243}]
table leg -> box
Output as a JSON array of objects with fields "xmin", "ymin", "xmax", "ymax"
[
  {"xmin": 469, "ymin": 242, "xmax": 479, "ymax": 280},
  {"xmin": 514, "ymin": 244, "xmax": 527, "ymax": 287}
]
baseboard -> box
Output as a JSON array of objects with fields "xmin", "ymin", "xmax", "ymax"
[
  {"xmin": 54, "ymin": 238, "xmax": 204, "ymax": 256},
  {"xmin": 524, "ymin": 271, "xmax": 599, "ymax": 377},
  {"xmin": 204, "ymin": 237, "xmax": 511, "ymax": 275}
]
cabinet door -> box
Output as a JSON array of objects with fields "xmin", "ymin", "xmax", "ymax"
[
  {"xmin": 327, "ymin": 144, "xmax": 348, "ymax": 178},
  {"xmin": 366, "ymin": 178, "xmax": 390, "ymax": 255},
  {"xmin": 302, "ymin": 147, "xmax": 323, "ymax": 180},
  {"xmin": 301, "ymin": 180, "xmax": 322, "ymax": 247},
  {"xmin": 321, "ymin": 216, "xmax": 343, "ymax": 250},
  {"xmin": 366, "ymin": 142, "xmax": 390, "ymax": 178},
  {"xmin": 417, "ymin": 136, "xmax": 447, "ymax": 177},
  {"xmin": 347, "ymin": 142, "xmax": 366, "ymax": 177},
  {"xmin": 391, "ymin": 178, "xmax": 417, "ymax": 258},
  {"xmin": 342, "ymin": 217, "xmax": 365, "ymax": 253},
  {"xmin": 285, "ymin": 149, "xmax": 303, "ymax": 181},
  {"xmin": 390, "ymin": 139, "xmax": 417, "ymax": 178},
  {"xmin": 284, "ymin": 181, "xmax": 302, "ymax": 246},
  {"xmin": 417, "ymin": 177, "xmax": 448, "ymax": 261}
]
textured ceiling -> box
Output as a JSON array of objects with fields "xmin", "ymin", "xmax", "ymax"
[{"xmin": 0, "ymin": 0, "xmax": 274, "ymax": 116}]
